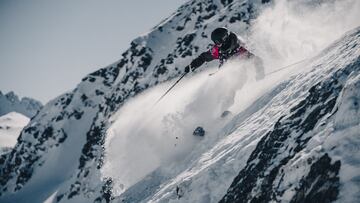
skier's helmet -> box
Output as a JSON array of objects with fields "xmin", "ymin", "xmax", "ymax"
[{"xmin": 211, "ymin": 27, "xmax": 229, "ymax": 46}]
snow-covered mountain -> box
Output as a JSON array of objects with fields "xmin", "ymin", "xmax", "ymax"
[
  {"xmin": 0, "ymin": 112, "xmax": 30, "ymax": 155},
  {"xmin": 0, "ymin": 91, "xmax": 40, "ymax": 156},
  {"xmin": 1, "ymin": 0, "xmax": 359, "ymax": 203},
  {"xmin": 0, "ymin": 91, "xmax": 43, "ymax": 118}
]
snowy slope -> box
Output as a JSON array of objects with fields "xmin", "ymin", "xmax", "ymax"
[
  {"xmin": 0, "ymin": 91, "xmax": 43, "ymax": 118},
  {"xmin": 0, "ymin": 112, "xmax": 30, "ymax": 155},
  {"xmin": 0, "ymin": 0, "xmax": 359, "ymax": 203},
  {"xmin": 107, "ymin": 27, "xmax": 360, "ymax": 203}
]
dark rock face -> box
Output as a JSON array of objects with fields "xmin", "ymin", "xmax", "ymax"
[
  {"xmin": 290, "ymin": 154, "xmax": 340, "ymax": 203},
  {"xmin": 220, "ymin": 55, "xmax": 360, "ymax": 203}
]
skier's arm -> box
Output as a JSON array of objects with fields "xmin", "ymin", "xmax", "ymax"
[
  {"xmin": 191, "ymin": 51, "xmax": 214, "ymax": 68},
  {"xmin": 184, "ymin": 51, "xmax": 214, "ymax": 73}
]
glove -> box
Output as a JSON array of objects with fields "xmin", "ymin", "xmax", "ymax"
[{"xmin": 184, "ymin": 65, "xmax": 192, "ymax": 73}]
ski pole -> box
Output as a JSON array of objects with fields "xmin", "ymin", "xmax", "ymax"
[
  {"xmin": 153, "ymin": 72, "xmax": 188, "ymax": 106},
  {"xmin": 265, "ymin": 58, "xmax": 309, "ymax": 76}
]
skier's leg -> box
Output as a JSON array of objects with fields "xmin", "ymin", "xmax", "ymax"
[{"xmin": 219, "ymin": 64, "xmax": 247, "ymax": 114}]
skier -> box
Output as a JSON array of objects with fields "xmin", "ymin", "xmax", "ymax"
[
  {"xmin": 154, "ymin": 28, "xmax": 265, "ymax": 106},
  {"xmin": 184, "ymin": 27, "xmax": 265, "ymax": 80}
]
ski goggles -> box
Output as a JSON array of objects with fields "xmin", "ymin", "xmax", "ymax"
[
  {"xmin": 214, "ymin": 40, "xmax": 225, "ymax": 46},
  {"xmin": 214, "ymin": 36, "xmax": 228, "ymax": 46}
]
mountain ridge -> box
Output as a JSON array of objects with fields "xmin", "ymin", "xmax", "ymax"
[{"xmin": 0, "ymin": 91, "xmax": 43, "ymax": 118}]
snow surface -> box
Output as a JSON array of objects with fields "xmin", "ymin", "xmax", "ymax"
[
  {"xmin": 0, "ymin": 112, "xmax": 29, "ymax": 154},
  {"xmin": 103, "ymin": 55, "xmax": 294, "ymax": 195}
]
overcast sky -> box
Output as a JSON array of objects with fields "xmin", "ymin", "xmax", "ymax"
[{"xmin": 0, "ymin": 0, "xmax": 188, "ymax": 103}]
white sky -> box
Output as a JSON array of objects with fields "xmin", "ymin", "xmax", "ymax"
[{"xmin": 0, "ymin": 0, "xmax": 188, "ymax": 103}]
